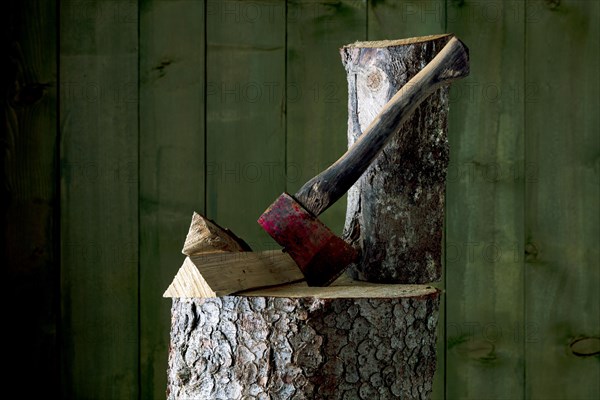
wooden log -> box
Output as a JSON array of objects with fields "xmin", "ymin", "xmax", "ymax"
[
  {"xmin": 163, "ymin": 251, "xmax": 304, "ymax": 298},
  {"xmin": 167, "ymin": 284, "xmax": 440, "ymax": 400},
  {"xmin": 342, "ymin": 34, "xmax": 453, "ymax": 283},
  {"xmin": 164, "ymin": 213, "xmax": 304, "ymax": 298},
  {"xmin": 164, "ymin": 212, "xmax": 248, "ymax": 297},
  {"xmin": 182, "ymin": 212, "xmax": 251, "ymax": 256}
]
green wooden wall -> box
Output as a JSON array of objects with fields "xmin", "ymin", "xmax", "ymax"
[{"xmin": 3, "ymin": 0, "xmax": 598, "ymax": 399}]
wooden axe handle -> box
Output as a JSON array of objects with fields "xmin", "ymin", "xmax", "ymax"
[{"xmin": 295, "ymin": 36, "xmax": 470, "ymax": 216}]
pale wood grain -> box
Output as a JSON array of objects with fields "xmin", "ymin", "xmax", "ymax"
[
  {"xmin": 182, "ymin": 212, "xmax": 248, "ymax": 256},
  {"xmin": 165, "ymin": 213, "xmax": 301, "ymax": 298},
  {"xmin": 164, "ymin": 250, "xmax": 303, "ymax": 298}
]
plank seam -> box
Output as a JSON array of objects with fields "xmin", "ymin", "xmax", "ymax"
[
  {"xmin": 284, "ymin": 0, "xmax": 288, "ymax": 192},
  {"xmin": 523, "ymin": 1, "xmax": 528, "ymax": 398},
  {"xmin": 136, "ymin": 0, "xmax": 142, "ymax": 398},
  {"xmin": 56, "ymin": 0, "xmax": 63, "ymax": 397},
  {"xmin": 203, "ymin": 0, "xmax": 208, "ymax": 216},
  {"xmin": 366, "ymin": 0, "xmax": 369, "ymax": 40}
]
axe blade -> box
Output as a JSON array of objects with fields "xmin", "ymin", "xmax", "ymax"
[{"xmin": 258, "ymin": 193, "xmax": 357, "ymax": 286}]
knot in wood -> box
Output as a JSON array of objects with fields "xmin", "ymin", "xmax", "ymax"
[
  {"xmin": 545, "ymin": 0, "xmax": 560, "ymax": 10},
  {"xmin": 525, "ymin": 242, "xmax": 538, "ymax": 261},
  {"xmin": 366, "ymin": 70, "xmax": 383, "ymax": 91},
  {"xmin": 570, "ymin": 337, "xmax": 600, "ymax": 357}
]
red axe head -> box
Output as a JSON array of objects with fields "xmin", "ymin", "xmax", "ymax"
[{"xmin": 258, "ymin": 193, "xmax": 357, "ymax": 287}]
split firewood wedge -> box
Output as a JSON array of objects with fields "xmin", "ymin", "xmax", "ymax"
[{"xmin": 163, "ymin": 213, "xmax": 307, "ymax": 298}]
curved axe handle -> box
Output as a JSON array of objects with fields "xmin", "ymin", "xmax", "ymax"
[{"xmin": 295, "ymin": 36, "xmax": 470, "ymax": 216}]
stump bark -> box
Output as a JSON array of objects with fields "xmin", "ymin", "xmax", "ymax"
[
  {"xmin": 342, "ymin": 34, "xmax": 452, "ymax": 283},
  {"xmin": 167, "ymin": 285, "xmax": 440, "ymax": 400}
]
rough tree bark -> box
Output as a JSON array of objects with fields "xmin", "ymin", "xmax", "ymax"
[
  {"xmin": 342, "ymin": 34, "xmax": 452, "ymax": 283},
  {"xmin": 168, "ymin": 286, "xmax": 440, "ymax": 400}
]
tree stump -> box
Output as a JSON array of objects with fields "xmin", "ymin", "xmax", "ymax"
[
  {"xmin": 165, "ymin": 213, "xmax": 441, "ymax": 399},
  {"xmin": 167, "ymin": 284, "xmax": 440, "ymax": 400},
  {"xmin": 342, "ymin": 34, "xmax": 452, "ymax": 283}
]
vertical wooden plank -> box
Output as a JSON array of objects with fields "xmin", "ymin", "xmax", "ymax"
[
  {"xmin": 286, "ymin": 0, "xmax": 366, "ymax": 235},
  {"xmin": 206, "ymin": 0, "xmax": 286, "ymax": 250},
  {"xmin": 368, "ymin": 0, "xmax": 446, "ymax": 39},
  {"xmin": 367, "ymin": 2, "xmax": 446, "ymax": 398},
  {"xmin": 446, "ymin": 1, "xmax": 525, "ymax": 399},
  {"xmin": 525, "ymin": 1, "xmax": 600, "ymax": 398},
  {"xmin": 60, "ymin": 1, "xmax": 138, "ymax": 398},
  {"xmin": 139, "ymin": 1, "xmax": 205, "ymax": 398},
  {"xmin": 2, "ymin": 0, "xmax": 58, "ymax": 397}
]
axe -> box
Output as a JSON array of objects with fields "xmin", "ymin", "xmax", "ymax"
[{"xmin": 258, "ymin": 37, "xmax": 470, "ymax": 286}]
